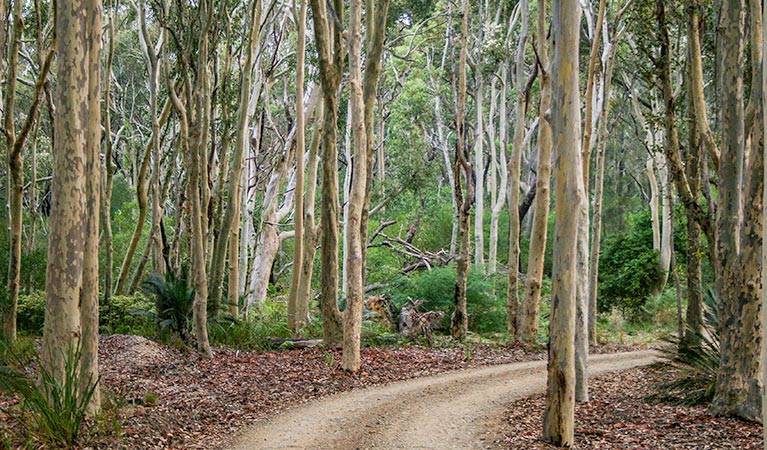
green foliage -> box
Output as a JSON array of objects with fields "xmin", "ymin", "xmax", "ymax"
[
  {"xmin": 648, "ymin": 289, "xmax": 720, "ymax": 406},
  {"xmin": 0, "ymin": 336, "xmax": 37, "ymax": 369},
  {"xmin": 100, "ymin": 294, "xmax": 155, "ymax": 335},
  {"xmin": 17, "ymin": 292, "xmax": 154, "ymax": 337},
  {"xmin": 0, "ymin": 344, "xmax": 98, "ymax": 448},
  {"xmin": 385, "ymin": 266, "xmax": 506, "ymax": 334},
  {"xmin": 209, "ymin": 301, "xmax": 296, "ymax": 350},
  {"xmin": 141, "ymin": 273, "xmax": 194, "ymax": 342},
  {"xmin": 17, "ymin": 292, "xmax": 46, "ymax": 334},
  {"xmin": 598, "ymin": 211, "xmax": 663, "ymax": 320}
]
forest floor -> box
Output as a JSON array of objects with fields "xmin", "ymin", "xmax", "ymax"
[
  {"xmin": 0, "ymin": 334, "xmax": 761, "ymax": 449},
  {"xmin": 497, "ymin": 364, "xmax": 763, "ymax": 449}
]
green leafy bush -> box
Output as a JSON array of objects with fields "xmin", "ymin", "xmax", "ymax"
[
  {"xmin": 16, "ymin": 292, "xmax": 46, "ymax": 334},
  {"xmin": 598, "ymin": 211, "xmax": 663, "ymax": 321},
  {"xmin": 385, "ymin": 266, "xmax": 506, "ymax": 334},
  {"xmin": 100, "ymin": 294, "xmax": 154, "ymax": 335},
  {"xmin": 17, "ymin": 292, "xmax": 154, "ymax": 337}
]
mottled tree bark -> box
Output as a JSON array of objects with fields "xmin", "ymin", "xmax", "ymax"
[
  {"xmin": 81, "ymin": 0, "xmax": 102, "ymax": 411},
  {"xmin": 710, "ymin": 0, "xmax": 763, "ymax": 421},
  {"xmin": 43, "ymin": 0, "xmax": 97, "ymax": 410},
  {"xmin": 543, "ymin": 0, "xmax": 582, "ymax": 445}
]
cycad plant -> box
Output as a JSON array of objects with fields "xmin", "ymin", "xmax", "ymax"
[
  {"xmin": 0, "ymin": 343, "xmax": 98, "ymax": 447},
  {"xmin": 141, "ymin": 272, "xmax": 194, "ymax": 342},
  {"xmin": 648, "ymin": 288, "xmax": 720, "ymax": 406}
]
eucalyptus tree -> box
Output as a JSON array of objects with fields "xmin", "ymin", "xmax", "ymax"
[
  {"xmin": 288, "ymin": 0, "xmax": 309, "ymax": 329},
  {"xmin": 543, "ymin": 0, "xmax": 583, "ymax": 444},
  {"xmin": 209, "ymin": 0, "xmax": 263, "ymax": 318},
  {"xmin": 709, "ymin": 0, "xmax": 763, "ymax": 421},
  {"xmin": 159, "ymin": 0, "xmax": 226, "ymax": 357},
  {"xmin": 678, "ymin": 0, "xmax": 709, "ymax": 349},
  {"xmin": 451, "ymin": 0, "xmax": 472, "ymax": 340},
  {"xmin": 310, "ymin": 0, "xmax": 345, "ymax": 346},
  {"xmin": 507, "ymin": 0, "xmax": 530, "ymax": 336},
  {"xmin": 519, "ymin": 0, "xmax": 552, "ymax": 343},
  {"xmin": 586, "ymin": 0, "xmax": 633, "ymax": 347},
  {"xmin": 114, "ymin": 1, "xmax": 160, "ymax": 295},
  {"xmin": 2, "ymin": 0, "xmax": 53, "ymax": 341},
  {"xmin": 43, "ymin": 0, "xmax": 103, "ymax": 412}
]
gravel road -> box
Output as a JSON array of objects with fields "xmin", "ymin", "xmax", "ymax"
[{"xmin": 226, "ymin": 350, "xmax": 659, "ymax": 450}]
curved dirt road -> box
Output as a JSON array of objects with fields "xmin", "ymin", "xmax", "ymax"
[{"xmin": 227, "ymin": 350, "xmax": 658, "ymax": 450}]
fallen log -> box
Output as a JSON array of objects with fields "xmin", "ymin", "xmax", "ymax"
[{"xmin": 269, "ymin": 338, "xmax": 324, "ymax": 349}]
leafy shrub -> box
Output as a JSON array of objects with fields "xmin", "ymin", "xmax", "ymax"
[
  {"xmin": 0, "ymin": 344, "xmax": 98, "ymax": 447},
  {"xmin": 141, "ymin": 273, "xmax": 194, "ymax": 342},
  {"xmin": 598, "ymin": 211, "xmax": 663, "ymax": 321},
  {"xmin": 100, "ymin": 294, "xmax": 154, "ymax": 335},
  {"xmin": 209, "ymin": 301, "xmax": 298, "ymax": 350},
  {"xmin": 17, "ymin": 292, "xmax": 154, "ymax": 337},
  {"xmin": 385, "ymin": 266, "xmax": 506, "ymax": 334},
  {"xmin": 16, "ymin": 292, "xmax": 46, "ymax": 334}
]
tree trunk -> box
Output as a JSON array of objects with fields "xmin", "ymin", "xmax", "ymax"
[
  {"xmin": 210, "ymin": 0, "xmax": 262, "ymax": 316},
  {"xmin": 310, "ymin": 0, "xmax": 344, "ymax": 347},
  {"xmin": 488, "ymin": 77, "xmax": 508, "ymax": 275},
  {"xmin": 102, "ymin": 6, "xmax": 116, "ymax": 306},
  {"xmin": 358, "ymin": 0, "xmax": 390, "ymax": 295},
  {"xmin": 543, "ymin": 0, "xmax": 582, "ymax": 445},
  {"xmin": 508, "ymin": 0, "xmax": 530, "ymax": 337},
  {"xmin": 761, "ymin": 0, "xmax": 767, "ymax": 432},
  {"xmin": 576, "ymin": 0, "xmax": 607, "ymax": 390},
  {"xmin": 163, "ymin": 3, "xmax": 215, "ymax": 357},
  {"xmin": 680, "ymin": 0, "xmax": 706, "ymax": 349},
  {"xmin": 342, "ymin": 102, "xmax": 352, "ymax": 297},
  {"xmin": 81, "ymin": 0, "xmax": 102, "ymax": 411},
  {"xmin": 246, "ymin": 162, "xmax": 295, "ymax": 309},
  {"xmin": 3, "ymin": 0, "xmax": 53, "ymax": 342},
  {"xmin": 474, "ymin": 73, "xmax": 485, "ymax": 268},
  {"xmin": 43, "ymin": 0, "xmax": 90, "ymax": 403},
  {"xmin": 296, "ymin": 105, "xmax": 324, "ymax": 324},
  {"xmin": 114, "ymin": 124, "xmax": 156, "ymax": 294},
  {"xmin": 341, "ymin": 0, "xmax": 368, "ymax": 372},
  {"xmin": 451, "ymin": 0, "xmax": 472, "ymax": 341},
  {"xmin": 654, "ymin": 151, "xmax": 673, "ymax": 294},
  {"xmin": 710, "ymin": 0, "xmax": 763, "ymax": 421},
  {"xmin": 288, "ymin": 0, "xmax": 308, "ymax": 331},
  {"xmin": 519, "ymin": 0, "xmax": 551, "ymax": 343},
  {"xmin": 4, "ymin": 0, "xmax": 22, "ymax": 343}
]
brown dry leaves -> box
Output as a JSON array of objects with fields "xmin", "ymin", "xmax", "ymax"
[
  {"xmin": 95, "ymin": 335, "xmax": 547, "ymax": 449},
  {"xmin": 494, "ymin": 365, "xmax": 762, "ymax": 449}
]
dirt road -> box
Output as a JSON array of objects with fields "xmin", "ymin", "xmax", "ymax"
[{"xmin": 226, "ymin": 350, "xmax": 658, "ymax": 450}]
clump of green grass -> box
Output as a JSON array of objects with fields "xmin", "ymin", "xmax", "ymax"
[{"xmin": 0, "ymin": 343, "xmax": 98, "ymax": 447}]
